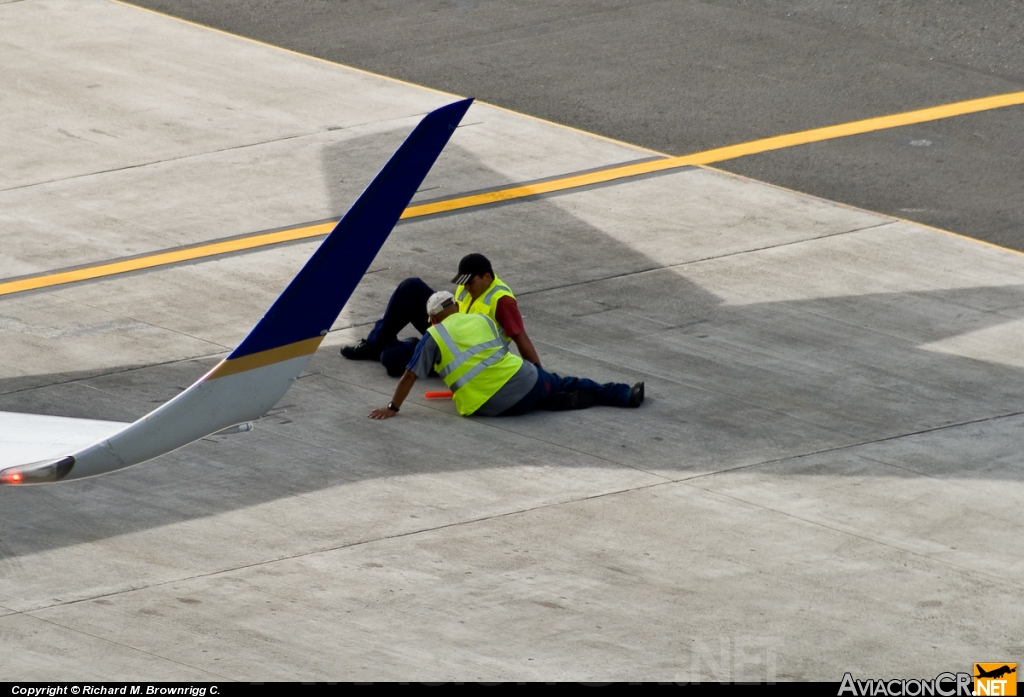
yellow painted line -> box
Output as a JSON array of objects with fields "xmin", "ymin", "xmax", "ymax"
[
  {"xmin": 3, "ymin": 89, "xmax": 1024, "ymax": 298},
  {"xmin": 405, "ymin": 90, "xmax": 1024, "ymax": 218},
  {"xmin": 0, "ymin": 222, "xmax": 335, "ymax": 297},
  {"xmin": 206, "ymin": 336, "xmax": 324, "ymax": 379}
]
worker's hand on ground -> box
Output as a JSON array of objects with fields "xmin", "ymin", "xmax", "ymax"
[{"xmin": 368, "ymin": 406, "xmax": 398, "ymax": 419}]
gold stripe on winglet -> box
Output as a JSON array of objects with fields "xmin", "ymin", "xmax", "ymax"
[{"xmin": 206, "ymin": 336, "xmax": 324, "ymax": 380}]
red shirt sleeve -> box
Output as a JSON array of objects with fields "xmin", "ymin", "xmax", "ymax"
[{"xmin": 494, "ymin": 296, "xmax": 525, "ymax": 338}]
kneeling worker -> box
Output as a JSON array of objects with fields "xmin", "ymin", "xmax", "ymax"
[{"xmin": 369, "ymin": 291, "xmax": 644, "ymax": 420}]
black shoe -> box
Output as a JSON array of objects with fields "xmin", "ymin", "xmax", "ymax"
[
  {"xmin": 340, "ymin": 339, "xmax": 382, "ymax": 361},
  {"xmin": 549, "ymin": 390, "xmax": 595, "ymax": 411},
  {"xmin": 628, "ymin": 381, "xmax": 645, "ymax": 408}
]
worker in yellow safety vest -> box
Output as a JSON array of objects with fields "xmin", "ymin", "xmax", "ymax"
[
  {"xmin": 342, "ymin": 253, "xmax": 541, "ymax": 376},
  {"xmin": 369, "ymin": 291, "xmax": 644, "ymax": 420}
]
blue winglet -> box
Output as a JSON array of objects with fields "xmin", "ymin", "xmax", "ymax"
[{"xmin": 228, "ymin": 98, "xmax": 473, "ymax": 360}]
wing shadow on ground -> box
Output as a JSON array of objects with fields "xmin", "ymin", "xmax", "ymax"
[{"xmin": 1, "ymin": 135, "xmax": 1023, "ymax": 560}]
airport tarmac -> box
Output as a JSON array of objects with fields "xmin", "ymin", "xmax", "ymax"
[
  {"xmin": 127, "ymin": 0, "xmax": 1024, "ymax": 252},
  {"xmin": 1, "ymin": 0, "xmax": 1023, "ymax": 682}
]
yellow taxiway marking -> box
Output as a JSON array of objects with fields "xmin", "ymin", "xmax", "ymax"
[
  {"xmin": 407, "ymin": 90, "xmax": 1024, "ymax": 218},
  {"xmin": 0, "ymin": 223, "xmax": 336, "ymax": 297},
  {"xmin": 3, "ymin": 89, "xmax": 1023, "ymax": 298}
]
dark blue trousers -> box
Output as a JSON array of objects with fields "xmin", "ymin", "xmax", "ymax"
[
  {"xmin": 500, "ymin": 367, "xmax": 632, "ymax": 416},
  {"xmin": 366, "ymin": 278, "xmax": 435, "ymax": 376}
]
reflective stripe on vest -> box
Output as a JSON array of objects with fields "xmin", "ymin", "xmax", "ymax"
[
  {"xmin": 454, "ymin": 276, "xmax": 515, "ymax": 342},
  {"xmin": 448, "ymin": 345, "xmax": 510, "ymax": 392},
  {"xmin": 481, "ymin": 283, "xmax": 512, "ymax": 306},
  {"xmin": 428, "ymin": 313, "xmax": 522, "ymax": 416},
  {"xmin": 431, "ymin": 321, "xmax": 507, "ymax": 380}
]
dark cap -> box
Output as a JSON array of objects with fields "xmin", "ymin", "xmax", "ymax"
[{"xmin": 450, "ymin": 253, "xmax": 494, "ymax": 286}]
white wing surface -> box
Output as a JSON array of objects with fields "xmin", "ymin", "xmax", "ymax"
[{"xmin": 0, "ymin": 411, "xmax": 127, "ymax": 469}]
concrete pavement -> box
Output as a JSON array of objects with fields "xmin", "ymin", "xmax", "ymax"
[
  {"xmin": 125, "ymin": 0, "xmax": 1024, "ymax": 252},
  {"xmin": 0, "ymin": 0, "xmax": 1021, "ymax": 681}
]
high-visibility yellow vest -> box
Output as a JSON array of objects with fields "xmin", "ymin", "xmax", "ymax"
[
  {"xmin": 427, "ymin": 313, "xmax": 523, "ymax": 416},
  {"xmin": 454, "ymin": 276, "xmax": 515, "ymax": 341}
]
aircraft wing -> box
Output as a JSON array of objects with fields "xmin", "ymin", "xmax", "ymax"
[
  {"xmin": 0, "ymin": 412, "xmax": 128, "ymax": 469},
  {"xmin": 0, "ymin": 97, "xmax": 473, "ymax": 485}
]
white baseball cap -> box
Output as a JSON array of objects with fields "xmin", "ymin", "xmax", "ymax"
[{"xmin": 426, "ymin": 290, "xmax": 456, "ymax": 316}]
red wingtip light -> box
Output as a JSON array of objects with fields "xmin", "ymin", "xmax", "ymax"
[{"xmin": 0, "ymin": 457, "xmax": 75, "ymax": 485}]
